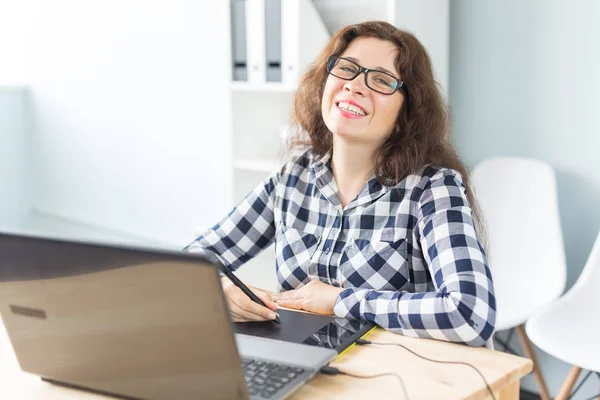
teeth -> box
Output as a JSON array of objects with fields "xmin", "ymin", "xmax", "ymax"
[{"xmin": 338, "ymin": 101, "xmax": 366, "ymax": 116}]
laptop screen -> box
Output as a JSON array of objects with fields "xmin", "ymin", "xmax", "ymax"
[{"xmin": 0, "ymin": 232, "xmax": 247, "ymax": 400}]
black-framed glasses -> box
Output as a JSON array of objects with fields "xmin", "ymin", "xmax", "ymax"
[{"xmin": 326, "ymin": 55, "xmax": 407, "ymax": 96}]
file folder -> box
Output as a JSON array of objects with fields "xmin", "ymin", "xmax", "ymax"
[
  {"xmin": 264, "ymin": 0, "xmax": 282, "ymax": 82},
  {"xmin": 281, "ymin": 0, "xmax": 328, "ymax": 87},
  {"xmin": 281, "ymin": 0, "xmax": 300, "ymax": 87},
  {"xmin": 245, "ymin": 0, "xmax": 266, "ymax": 83},
  {"xmin": 231, "ymin": 0, "xmax": 248, "ymax": 81}
]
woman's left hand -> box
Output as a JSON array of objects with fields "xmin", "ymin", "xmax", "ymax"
[{"xmin": 271, "ymin": 280, "xmax": 345, "ymax": 315}]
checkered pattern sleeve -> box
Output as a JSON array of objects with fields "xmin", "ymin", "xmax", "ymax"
[
  {"xmin": 183, "ymin": 168, "xmax": 281, "ymax": 271},
  {"xmin": 333, "ymin": 169, "xmax": 496, "ymax": 347}
]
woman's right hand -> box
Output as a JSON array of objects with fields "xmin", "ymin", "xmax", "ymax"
[{"xmin": 220, "ymin": 277, "xmax": 280, "ymax": 322}]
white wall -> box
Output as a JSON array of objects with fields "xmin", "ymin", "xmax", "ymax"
[
  {"xmin": 19, "ymin": 0, "xmax": 232, "ymax": 247},
  {"xmin": 0, "ymin": 88, "xmax": 30, "ymax": 229},
  {"xmin": 394, "ymin": 0, "xmax": 449, "ymax": 97},
  {"xmin": 0, "ymin": 2, "xmax": 26, "ymax": 85},
  {"xmin": 451, "ymin": 1, "xmax": 600, "ymax": 397}
]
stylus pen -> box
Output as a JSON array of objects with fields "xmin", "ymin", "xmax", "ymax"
[{"xmin": 218, "ymin": 264, "xmax": 282, "ymax": 325}]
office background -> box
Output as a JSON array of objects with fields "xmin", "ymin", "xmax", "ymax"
[
  {"xmin": 0, "ymin": 0, "xmax": 598, "ymax": 398},
  {"xmin": 451, "ymin": 1, "xmax": 599, "ymax": 396}
]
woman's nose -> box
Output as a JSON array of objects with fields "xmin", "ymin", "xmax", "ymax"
[
  {"xmin": 344, "ymin": 79, "xmax": 365, "ymax": 96},
  {"xmin": 343, "ymin": 75, "xmax": 367, "ymax": 96}
]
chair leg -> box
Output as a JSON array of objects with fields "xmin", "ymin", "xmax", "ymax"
[
  {"xmin": 515, "ymin": 325, "xmax": 551, "ymax": 400},
  {"xmin": 554, "ymin": 366, "xmax": 582, "ymax": 400}
]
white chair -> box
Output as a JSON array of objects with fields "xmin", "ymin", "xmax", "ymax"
[
  {"xmin": 471, "ymin": 157, "xmax": 567, "ymax": 400},
  {"xmin": 526, "ymin": 229, "xmax": 600, "ymax": 399}
]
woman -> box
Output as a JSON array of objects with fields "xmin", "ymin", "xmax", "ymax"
[{"xmin": 185, "ymin": 21, "xmax": 496, "ymax": 347}]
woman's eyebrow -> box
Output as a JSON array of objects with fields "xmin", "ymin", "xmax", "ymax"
[{"xmin": 345, "ymin": 56, "xmax": 397, "ymax": 77}]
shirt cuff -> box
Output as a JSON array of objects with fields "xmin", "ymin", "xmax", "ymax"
[
  {"xmin": 333, "ymin": 287, "xmax": 369, "ymax": 320},
  {"xmin": 333, "ymin": 287, "xmax": 405, "ymax": 335}
]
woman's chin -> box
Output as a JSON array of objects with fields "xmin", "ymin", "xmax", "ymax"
[
  {"xmin": 330, "ymin": 123, "xmax": 363, "ymax": 139},
  {"xmin": 333, "ymin": 129, "xmax": 361, "ymax": 141},
  {"xmin": 332, "ymin": 130, "xmax": 362, "ymax": 141}
]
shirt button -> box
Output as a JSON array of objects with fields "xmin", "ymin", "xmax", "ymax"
[{"xmin": 324, "ymin": 247, "xmax": 330, "ymax": 254}]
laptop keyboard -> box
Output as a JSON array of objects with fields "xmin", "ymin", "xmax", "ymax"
[{"xmin": 242, "ymin": 358, "xmax": 306, "ymax": 398}]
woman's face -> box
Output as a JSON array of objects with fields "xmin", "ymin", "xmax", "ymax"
[{"xmin": 321, "ymin": 37, "xmax": 405, "ymax": 148}]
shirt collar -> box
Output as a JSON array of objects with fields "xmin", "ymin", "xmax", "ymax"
[{"xmin": 310, "ymin": 151, "xmax": 395, "ymax": 212}]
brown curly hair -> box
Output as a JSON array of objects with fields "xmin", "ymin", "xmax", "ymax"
[{"xmin": 288, "ymin": 20, "xmax": 485, "ymax": 243}]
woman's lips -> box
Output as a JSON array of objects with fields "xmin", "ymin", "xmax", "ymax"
[{"xmin": 336, "ymin": 101, "xmax": 367, "ymax": 119}]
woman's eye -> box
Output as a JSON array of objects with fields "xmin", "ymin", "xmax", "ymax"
[
  {"xmin": 376, "ymin": 78, "xmax": 393, "ymax": 86},
  {"xmin": 341, "ymin": 66, "xmax": 357, "ymax": 73}
]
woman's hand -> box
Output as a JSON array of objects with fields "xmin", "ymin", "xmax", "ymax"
[
  {"xmin": 271, "ymin": 280, "xmax": 344, "ymax": 315},
  {"xmin": 220, "ymin": 277, "xmax": 279, "ymax": 322}
]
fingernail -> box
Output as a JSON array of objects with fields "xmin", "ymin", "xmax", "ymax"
[{"xmin": 270, "ymin": 313, "xmax": 278, "ymax": 320}]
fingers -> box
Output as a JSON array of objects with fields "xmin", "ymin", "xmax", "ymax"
[
  {"xmin": 228, "ymin": 298, "xmax": 272, "ymax": 322},
  {"xmin": 272, "ymin": 297, "xmax": 304, "ymax": 311},
  {"xmin": 229, "ymin": 308, "xmax": 267, "ymax": 322},
  {"xmin": 254, "ymin": 289, "xmax": 279, "ymax": 311},
  {"xmin": 272, "ymin": 291, "xmax": 303, "ymax": 311},
  {"xmin": 270, "ymin": 289, "xmax": 298, "ymax": 303},
  {"xmin": 230, "ymin": 293, "xmax": 278, "ymax": 321},
  {"xmin": 222, "ymin": 281, "xmax": 279, "ymax": 322}
]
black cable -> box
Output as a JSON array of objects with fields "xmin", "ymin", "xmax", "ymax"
[
  {"xmin": 355, "ymin": 338, "xmax": 496, "ymax": 400},
  {"xmin": 320, "ymin": 365, "xmax": 410, "ymax": 399}
]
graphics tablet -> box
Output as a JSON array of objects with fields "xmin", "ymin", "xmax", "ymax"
[{"xmin": 232, "ymin": 308, "xmax": 376, "ymax": 354}]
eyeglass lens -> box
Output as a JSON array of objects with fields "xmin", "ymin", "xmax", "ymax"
[{"xmin": 329, "ymin": 57, "xmax": 399, "ymax": 94}]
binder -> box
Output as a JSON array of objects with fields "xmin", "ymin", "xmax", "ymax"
[
  {"xmin": 264, "ymin": 0, "xmax": 282, "ymax": 82},
  {"xmin": 280, "ymin": 0, "xmax": 300, "ymax": 87},
  {"xmin": 230, "ymin": 0, "xmax": 248, "ymax": 81},
  {"xmin": 281, "ymin": 0, "xmax": 329, "ymax": 87},
  {"xmin": 231, "ymin": 0, "xmax": 329, "ymax": 86},
  {"xmin": 245, "ymin": 0, "xmax": 266, "ymax": 83}
]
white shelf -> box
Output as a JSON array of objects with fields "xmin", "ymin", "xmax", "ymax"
[
  {"xmin": 233, "ymin": 159, "xmax": 280, "ymax": 173},
  {"xmin": 231, "ymin": 82, "xmax": 295, "ymax": 93}
]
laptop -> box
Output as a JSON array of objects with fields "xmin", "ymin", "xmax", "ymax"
[{"xmin": 0, "ymin": 232, "xmax": 337, "ymax": 400}]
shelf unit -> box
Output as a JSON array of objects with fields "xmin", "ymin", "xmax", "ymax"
[
  {"xmin": 229, "ymin": 0, "xmax": 330, "ymax": 206},
  {"xmin": 227, "ymin": 0, "xmax": 449, "ymax": 289},
  {"xmin": 230, "ymin": 81, "xmax": 295, "ymax": 93}
]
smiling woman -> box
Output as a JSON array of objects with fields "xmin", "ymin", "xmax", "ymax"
[{"xmin": 185, "ymin": 21, "xmax": 496, "ymax": 347}]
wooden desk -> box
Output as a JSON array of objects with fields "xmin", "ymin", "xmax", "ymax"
[{"xmin": 0, "ymin": 319, "xmax": 531, "ymax": 400}]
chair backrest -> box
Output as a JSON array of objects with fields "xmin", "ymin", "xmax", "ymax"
[
  {"xmin": 565, "ymin": 229, "xmax": 600, "ymax": 304},
  {"xmin": 471, "ymin": 157, "xmax": 566, "ymax": 326}
]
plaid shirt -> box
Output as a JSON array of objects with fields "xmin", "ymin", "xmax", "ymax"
[{"xmin": 186, "ymin": 151, "xmax": 496, "ymax": 347}]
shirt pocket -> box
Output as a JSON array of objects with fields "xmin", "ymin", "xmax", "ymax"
[
  {"xmin": 339, "ymin": 238, "xmax": 409, "ymax": 290},
  {"xmin": 275, "ymin": 223, "xmax": 321, "ymax": 289}
]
